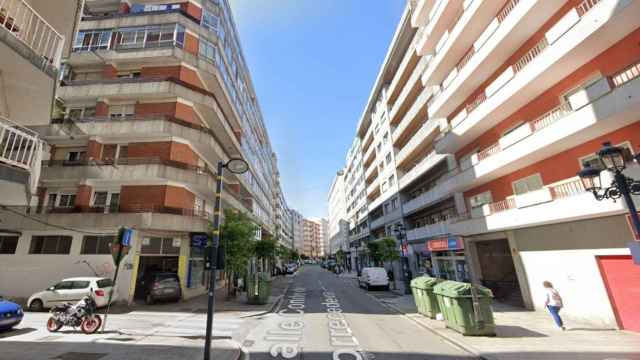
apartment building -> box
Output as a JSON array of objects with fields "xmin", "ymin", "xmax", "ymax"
[
  {"xmin": 272, "ymin": 153, "xmax": 293, "ymax": 249},
  {"xmin": 302, "ymin": 218, "xmax": 323, "ymax": 258},
  {"xmin": 1, "ymin": 0, "xmax": 286, "ymax": 305},
  {"xmin": 0, "ymin": 0, "xmax": 84, "ymax": 300},
  {"xmin": 328, "ymin": 169, "xmax": 349, "ymax": 257},
  {"xmin": 290, "ymin": 209, "xmax": 304, "ymax": 253},
  {"xmin": 333, "ymin": 0, "xmax": 640, "ymax": 330}
]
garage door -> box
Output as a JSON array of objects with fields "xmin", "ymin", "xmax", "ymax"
[{"xmin": 597, "ymin": 256, "xmax": 640, "ymax": 332}]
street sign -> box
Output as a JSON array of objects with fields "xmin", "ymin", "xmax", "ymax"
[
  {"xmin": 121, "ymin": 228, "xmax": 133, "ymax": 247},
  {"xmin": 626, "ymin": 212, "xmax": 640, "ymax": 241},
  {"xmin": 190, "ymin": 232, "xmax": 209, "ymax": 248}
]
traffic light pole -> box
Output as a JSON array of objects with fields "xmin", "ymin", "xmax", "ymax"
[{"xmin": 204, "ymin": 161, "xmax": 223, "ymax": 360}]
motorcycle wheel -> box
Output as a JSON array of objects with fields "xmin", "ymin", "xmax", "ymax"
[
  {"xmin": 46, "ymin": 317, "xmax": 62, "ymax": 332},
  {"xmin": 80, "ymin": 315, "xmax": 102, "ymax": 334}
]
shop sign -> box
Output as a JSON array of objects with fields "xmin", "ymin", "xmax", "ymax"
[
  {"xmin": 427, "ymin": 236, "xmax": 464, "ymax": 252},
  {"xmin": 190, "ymin": 232, "xmax": 209, "ymax": 248}
]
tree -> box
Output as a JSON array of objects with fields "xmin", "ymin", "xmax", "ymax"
[
  {"xmin": 336, "ymin": 249, "xmax": 345, "ymax": 266},
  {"xmin": 220, "ymin": 209, "xmax": 257, "ymax": 297},
  {"xmin": 253, "ymin": 236, "xmax": 277, "ymax": 273},
  {"xmin": 367, "ymin": 237, "xmax": 400, "ymax": 266}
]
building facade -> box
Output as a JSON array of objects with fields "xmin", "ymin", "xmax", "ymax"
[
  {"xmin": 302, "ymin": 218, "xmax": 322, "ymax": 258},
  {"xmin": 328, "ymin": 170, "xmax": 349, "ymax": 256},
  {"xmin": 1, "ymin": 0, "xmax": 288, "ymax": 305},
  {"xmin": 290, "ymin": 209, "xmax": 304, "ymax": 253},
  {"xmin": 0, "ymin": 0, "xmax": 84, "ymax": 301},
  {"xmin": 330, "ymin": 0, "xmax": 640, "ymax": 331}
]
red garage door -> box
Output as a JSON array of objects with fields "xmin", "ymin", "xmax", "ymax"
[{"xmin": 597, "ymin": 256, "xmax": 640, "ymax": 332}]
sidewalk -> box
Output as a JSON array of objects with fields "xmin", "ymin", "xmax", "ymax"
[
  {"xmin": 107, "ymin": 274, "xmax": 291, "ymax": 317},
  {"xmin": 381, "ymin": 294, "xmax": 640, "ymax": 360}
]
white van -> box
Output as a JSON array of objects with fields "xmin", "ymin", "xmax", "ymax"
[{"xmin": 358, "ymin": 267, "xmax": 390, "ymax": 290}]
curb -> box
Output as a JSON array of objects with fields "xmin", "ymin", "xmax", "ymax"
[
  {"xmin": 366, "ymin": 292, "xmax": 488, "ymax": 360},
  {"xmin": 240, "ymin": 276, "xmax": 294, "ymax": 318}
]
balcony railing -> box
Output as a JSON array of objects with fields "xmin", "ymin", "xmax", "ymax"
[
  {"xmin": 488, "ymin": 197, "xmax": 516, "ymax": 214},
  {"xmin": 610, "ymin": 61, "xmax": 640, "ymax": 88},
  {"xmin": 28, "ymin": 204, "xmax": 213, "ymax": 220},
  {"xmin": 576, "ymin": 0, "xmax": 602, "ymax": 16},
  {"xmin": 496, "ymin": 0, "xmax": 520, "ymax": 23},
  {"xmin": 0, "ymin": 115, "xmax": 42, "ymax": 172},
  {"xmin": 0, "ymin": 0, "xmax": 64, "ymax": 68},
  {"xmin": 42, "ymin": 156, "xmax": 213, "ymax": 176},
  {"xmin": 513, "ymin": 37, "xmax": 548, "ymax": 73}
]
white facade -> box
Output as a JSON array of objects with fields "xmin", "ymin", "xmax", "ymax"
[{"xmin": 328, "ymin": 170, "xmax": 348, "ymax": 255}]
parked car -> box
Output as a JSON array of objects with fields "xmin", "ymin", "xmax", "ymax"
[
  {"xmin": 358, "ymin": 267, "xmax": 390, "ymax": 290},
  {"xmin": 27, "ymin": 277, "xmax": 117, "ymax": 311},
  {"xmin": 0, "ymin": 296, "xmax": 23, "ymax": 331},
  {"xmin": 140, "ymin": 272, "xmax": 182, "ymax": 305},
  {"xmin": 286, "ymin": 263, "xmax": 298, "ymax": 274}
]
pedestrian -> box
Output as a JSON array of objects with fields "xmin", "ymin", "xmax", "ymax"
[{"xmin": 543, "ymin": 281, "xmax": 565, "ymax": 330}]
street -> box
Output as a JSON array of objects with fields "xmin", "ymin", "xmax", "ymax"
[{"xmin": 241, "ymin": 265, "xmax": 477, "ymax": 359}]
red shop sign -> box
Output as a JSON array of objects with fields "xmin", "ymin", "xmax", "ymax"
[{"xmin": 427, "ymin": 237, "xmax": 463, "ymax": 252}]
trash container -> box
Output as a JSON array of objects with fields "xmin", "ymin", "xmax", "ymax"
[
  {"xmin": 246, "ymin": 272, "xmax": 272, "ymax": 305},
  {"xmin": 410, "ymin": 276, "xmax": 442, "ymax": 319},
  {"xmin": 433, "ymin": 281, "xmax": 495, "ymax": 336}
]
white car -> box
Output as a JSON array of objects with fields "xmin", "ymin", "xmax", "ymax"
[
  {"xmin": 27, "ymin": 277, "xmax": 117, "ymax": 311},
  {"xmin": 358, "ymin": 267, "xmax": 390, "ymax": 290}
]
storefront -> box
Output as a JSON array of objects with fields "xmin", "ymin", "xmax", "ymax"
[{"xmin": 428, "ymin": 236, "xmax": 469, "ymax": 282}]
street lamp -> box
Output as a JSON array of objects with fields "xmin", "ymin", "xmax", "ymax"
[
  {"xmin": 204, "ymin": 158, "xmax": 248, "ymax": 360},
  {"xmin": 393, "ymin": 224, "xmax": 412, "ymax": 295},
  {"xmin": 577, "ymin": 142, "xmax": 640, "ymax": 248}
]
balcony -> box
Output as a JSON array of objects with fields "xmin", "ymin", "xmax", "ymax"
[
  {"xmin": 406, "ymin": 220, "xmax": 452, "ymax": 242},
  {"xmin": 364, "ymin": 160, "xmax": 378, "ymax": 182},
  {"xmin": 436, "ymin": 0, "xmax": 640, "ymax": 154},
  {"xmin": 389, "ymin": 53, "xmax": 431, "ymax": 124},
  {"xmin": 0, "ymin": 0, "xmax": 65, "ymax": 73},
  {"xmin": 391, "ymin": 84, "xmax": 437, "ymax": 142},
  {"xmin": 395, "ymin": 118, "xmax": 446, "ymax": 168},
  {"xmin": 398, "ymin": 151, "xmax": 452, "ymax": 191},
  {"xmin": 450, "ymin": 170, "xmax": 639, "ymax": 236},
  {"xmin": 416, "ymin": 0, "xmax": 463, "ymax": 56},
  {"xmin": 0, "ymin": 116, "xmax": 43, "ymax": 193},
  {"xmin": 366, "ymin": 176, "xmax": 380, "ymax": 196},
  {"xmin": 420, "ymin": 0, "xmax": 505, "ymax": 87},
  {"xmin": 411, "ymin": 0, "xmax": 437, "ymax": 28},
  {"xmin": 387, "ymin": 27, "xmax": 425, "ymax": 106},
  {"xmin": 58, "ymin": 77, "xmax": 242, "ymax": 155},
  {"xmin": 427, "ymin": 0, "xmax": 566, "ymax": 120}
]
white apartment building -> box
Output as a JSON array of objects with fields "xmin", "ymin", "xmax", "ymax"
[
  {"xmin": 328, "ymin": 169, "xmax": 349, "ymax": 256},
  {"xmin": 290, "ymin": 209, "xmax": 304, "ymax": 254},
  {"xmin": 331, "ymin": 0, "xmax": 640, "ymax": 331}
]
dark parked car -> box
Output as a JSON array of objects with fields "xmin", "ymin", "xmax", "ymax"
[
  {"xmin": 141, "ymin": 273, "xmax": 182, "ymax": 305},
  {"xmin": 0, "ymin": 296, "xmax": 23, "ymax": 331}
]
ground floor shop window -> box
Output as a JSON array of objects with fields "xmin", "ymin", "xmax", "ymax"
[
  {"xmin": 188, "ymin": 246, "xmax": 205, "ymax": 288},
  {"xmin": 432, "ymin": 250, "xmax": 469, "ymax": 282},
  {"xmin": 0, "ymin": 236, "xmax": 18, "ymax": 254}
]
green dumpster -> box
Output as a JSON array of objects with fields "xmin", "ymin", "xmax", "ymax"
[
  {"xmin": 410, "ymin": 277, "xmax": 442, "ymax": 319},
  {"xmin": 246, "ymin": 272, "xmax": 272, "ymax": 305},
  {"xmin": 433, "ymin": 281, "xmax": 495, "ymax": 336}
]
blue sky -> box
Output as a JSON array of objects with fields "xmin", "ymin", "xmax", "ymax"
[{"xmin": 229, "ymin": 0, "xmax": 406, "ymax": 218}]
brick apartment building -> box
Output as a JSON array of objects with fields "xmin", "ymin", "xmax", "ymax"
[{"xmin": 1, "ymin": 0, "xmax": 288, "ymax": 305}]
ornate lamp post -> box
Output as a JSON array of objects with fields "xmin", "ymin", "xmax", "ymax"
[
  {"xmin": 393, "ymin": 223, "xmax": 412, "ymax": 295},
  {"xmin": 577, "ymin": 142, "xmax": 640, "ymax": 246}
]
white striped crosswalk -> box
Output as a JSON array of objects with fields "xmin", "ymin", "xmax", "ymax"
[{"xmin": 120, "ymin": 317, "xmax": 244, "ymax": 339}]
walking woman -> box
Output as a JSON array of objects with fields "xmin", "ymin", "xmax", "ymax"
[{"xmin": 543, "ymin": 281, "xmax": 565, "ymax": 330}]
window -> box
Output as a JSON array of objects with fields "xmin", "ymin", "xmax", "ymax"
[
  {"xmin": 376, "ymin": 143, "xmax": 381, "ymax": 153},
  {"xmin": 117, "ymin": 71, "xmax": 141, "ymax": 79},
  {"xmin": 74, "ymin": 30, "xmax": 111, "ymax": 51},
  {"xmin": 386, "ymin": 153, "xmax": 392, "ymax": 165},
  {"xmin": 199, "ymin": 38, "xmax": 217, "ymax": 64},
  {"xmin": 381, "ymin": 180, "xmax": 388, "ymax": 193},
  {"xmin": 109, "ymin": 104, "xmax": 134, "ymax": 118},
  {"xmin": 97, "ymin": 279, "xmax": 113, "ymax": 288},
  {"xmin": 469, "ymin": 191, "xmax": 492, "ymax": 209},
  {"xmin": 0, "ymin": 236, "xmax": 18, "ymax": 254},
  {"xmin": 382, "ymin": 132, "xmax": 389, "ymax": 145},
  {"xmin": 81, "ymin": 235, "xmax": 114, "ymax": 254},
  {"xmin": 59, "ymin": 194, "xmax": 76, "ymax": 208},
  {"xmin": 115, "ymin": 27, "xmax": 146, "ymax": 49},
  {"xmin": 388, "ymin": 174, "xmax": 395, "ymax": 187},
  {"xmin": 92, "ymin": 192, "xmax": 108, "ymax": 207},
  {"xmin": 580, "ymin": 142, "xmax": 635, "ymax": 171},
  {"xmin": 66, "ymin": 151, "xmax": 85, "ymax": 162},
  {"xmin": 512, "ymin": 174, "xmax": 544, "ymax": 195},
  {"xmin": 29, "ymin": 235, "xmax": 72, "ymax": 254},
  {"xmin": 71, "ymin": 281, "xmax": 90, "ymax": 289},
  {"xmin": 141, "ymin": 237, "xmax": 180, "ymax": 255},
  {"xmin": 54, "ymin": 281, "xmax": 73, "ymax": 290},
  {"xmin": 145, "ymin": 25, "xmax": 177, "ymax": 48},
  {"xmin": 202, "ymin": 10, "xmax": 219, "ymax": 32},
  {"xmin": 391, "ymin": 197, "xmax": 398, "ymax": 210}
]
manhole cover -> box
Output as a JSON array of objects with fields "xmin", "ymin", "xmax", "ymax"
[{"xmin": 51, "ymin": 352, "xmax": 107, "ymax": 360}]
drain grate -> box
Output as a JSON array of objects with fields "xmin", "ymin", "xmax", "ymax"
[{"xmin": 51, "ymin": 352, "xmax": 107, "ymax": 360}]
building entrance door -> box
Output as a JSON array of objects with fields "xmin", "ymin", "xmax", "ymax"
[
  {"xmin": 597, "ymin": 255, "xmax": 640, "ymax": 332},
  {"xmin": 476, "ymin": 239, "xmax": 524, "ymax": 307}
]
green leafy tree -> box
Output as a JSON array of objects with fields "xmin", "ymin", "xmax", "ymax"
[
  {"xmin": 220, "ymin": 209, "xmax": 257, "ymax": 297},
  {"xmin": 253, "ymin": 236, "xmax": 278, "ymax": 273},
  {"xmin": 368, "ymin": 237, "xmax": 400, "ymax": 266}
]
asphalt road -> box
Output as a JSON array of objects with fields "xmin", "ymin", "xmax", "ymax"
[{"xmin": 242, "ymin": 265, "xmax": 477, "ymax": 360}]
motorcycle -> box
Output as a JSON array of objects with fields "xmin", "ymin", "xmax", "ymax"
[{"xmin": 46, "ymin": 296, "xmax": 102, "ymax": 334}]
